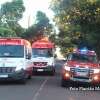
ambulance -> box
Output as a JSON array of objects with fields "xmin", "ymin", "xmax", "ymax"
[
  {"xmin": 31, "ymin": 36, "xmax": 55, "ymax": 75},
  {"xmin": 61, "ymin": 47, "xmax": 100, "ymax": 87},
  {"xmin": 0, "ymin": 37, "xmax": 32, "ymax": 83}
]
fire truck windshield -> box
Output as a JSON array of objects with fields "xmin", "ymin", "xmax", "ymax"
[
  {"xmin": 71, "ymin": 53, "xmax": 97, "ymax": 63},
  {"xmin": 32, "ymin": 48, "xmax": 53, "ymax": 57},
  {"xmin": 0, "ymin": 45, "xmax": 24, "ymax": 57}
]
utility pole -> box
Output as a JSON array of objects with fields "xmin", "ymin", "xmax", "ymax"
[{"xmin": 28, "ymin": 15, "xmax": 30, "ymax": 28}]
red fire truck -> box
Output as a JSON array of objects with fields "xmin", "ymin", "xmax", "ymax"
[{"xmin": 61, "ymin": 48, "xmax": 100, "ymax": 87}]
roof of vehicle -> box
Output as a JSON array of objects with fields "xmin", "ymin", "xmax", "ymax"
[
  {"xmin": 32, "ymin": 37, "xmax": 54, "ymax": 48},
  {"xmin": 0, "ymin": 37, "xmax": 31, "ymax": 47},
  {"xmin": 72, "ymin": 47, "xmax": 96, "ymax": 56}
]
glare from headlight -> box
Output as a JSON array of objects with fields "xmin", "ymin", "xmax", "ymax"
[
  {"xmin": 93, "ymin": 69, "xmax": 100, "ymax": 74},
  {"xmin": 48, "ymin": 62, "xmax": 54, "ymax": 66},
  {"xmin": 15, "ymin": 66, "xmax": 23, "ymax": 71},
  {"xmin": 64, "ymin": 66, "xmax": 70, "ymax": 71}
]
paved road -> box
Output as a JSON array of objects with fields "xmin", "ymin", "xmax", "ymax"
[{"xmin": 0, "ymin": 60, "xmax": 100, "ymax": 100}]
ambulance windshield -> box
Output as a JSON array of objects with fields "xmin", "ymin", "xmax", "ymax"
[
  {"xmin": 32, "ymin": 48, "xmax": 53, "ymax": 57},
  {"xmin": 0, "ymin": 45, "xmax": 24, "ymax": 57}
]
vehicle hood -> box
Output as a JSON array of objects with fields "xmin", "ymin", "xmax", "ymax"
[
  {"xmin": 0, "ymin": 58, "xmax": 25, "ymax": 67},
  {"xmin": 66, "ymin": 60, "xmax": 99, "ymax": 68}
]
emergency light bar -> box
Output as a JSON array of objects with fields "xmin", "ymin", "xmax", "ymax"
[
  {"xmin": 79, "ymin": 47, "xmax": 88, "ymax": 54},
  {"xmin": 0, "ymin": 38, "xmax": 27, "ymax": 45},
  {"xmin": 0, "ymin": 37, "xmax": 21, "ymax": 40},
  {"xmin": 73, "ymin": 47, "xmax": 96, "ymax": 55}
]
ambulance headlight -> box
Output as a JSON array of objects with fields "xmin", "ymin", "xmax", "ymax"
[
  {"xmin": 15, "ymin": 63, "xmax": 24, "ymax": 71},
  {"xmin": 48, "ymin": 62, "xmax": 54, "ymax": 66},
  {"xmin": 48, "ymin": 60, "xmax": 54, "ymax": 66},
  {"xmin": 93, "ymin": 69, "xmax": 100, "ymax": 74}
]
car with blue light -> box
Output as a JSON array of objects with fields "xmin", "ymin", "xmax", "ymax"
[{"xmin": 61, "ymin": 47, "xmax": 100, "ymax": 87}]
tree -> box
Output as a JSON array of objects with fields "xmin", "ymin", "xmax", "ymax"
[
  {"xmin": 0, "ymin": 27, "xmax": 17, "ymax": 37},
  {"xmin": 50, "ymin": 0, "xmax": 100, "ymax": 57},
  {"xmin": 35, "ymin": 11, "xmax": 53, "ymax": 36},
  {"xmin": 0, "ymin": 0, "xmax": 25, "ymax": 37},
  {"xmin": 22, "ymin": 11, "xmax": 54, "ymax": 41}
]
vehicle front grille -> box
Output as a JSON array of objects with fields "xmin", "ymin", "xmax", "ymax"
[
  {"xmin": 33, "ymin": 62, "xmax": 47, "ymax": 66},
  {"xmin": 70, "ymin": 67, "xmax": 94, "ymax": 79},
  {"xmin": 0, "ymin": 67, "xmax": 16, "ymax": 73},
  {"xmin": 73, "ymin": 76, "xmax": 89, "ymax": 80},
  {"xmin": 89, "ymin": 69, "xmax": 93, "ymax": 74},
  {"xmin": 70, "ymin": 68, "xmax": 75, "ymax": 72}
]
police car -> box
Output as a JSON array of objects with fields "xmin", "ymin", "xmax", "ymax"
[{"xmin": 61, "ymin": 47, "xmax": 100, "ymax": 87}]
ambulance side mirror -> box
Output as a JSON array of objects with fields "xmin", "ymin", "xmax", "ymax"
[{"xmin": 26, "ymin": 53, "xmax": 31, "ymax": 59}]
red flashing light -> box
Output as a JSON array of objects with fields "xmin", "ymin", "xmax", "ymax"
[
  {"xmin": 32, "ymin": 41, "xmax": 54, "ymax": 48},
  {"xmin": 0, "ymin": 38, "xmax": 31, "ymax": 46}
]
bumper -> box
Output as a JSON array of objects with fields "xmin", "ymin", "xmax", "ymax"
[
  {"xmin": 62, "ymin": 71, "xmax": 100, "ymax": 84},
  {"xmin": 69, "ymin": 77, "xmax": 92, "ymax": 83},
  {"xmin": 0, "ymin": 70, "xmax": 26, "ymax": 81},
  {"xmin": 33, "ymin": 66, "xmax": 55, "ymax": 72}
]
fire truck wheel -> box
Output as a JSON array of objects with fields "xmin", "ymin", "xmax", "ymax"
[
  {"xmin": 61, "ymin": 78, "xmax": 71, "ymax": 88},
  {"xmin": 61, "ymin": 78, "xmax": 66, "ymax": 87}
]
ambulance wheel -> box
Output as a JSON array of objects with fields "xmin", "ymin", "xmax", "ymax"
[
  {"xmin": 50, "ymin": 69, "xmax": 55, "ymax": 75},
  {"xmin": 27, "ymin": 75, "xmax": 32, "ymax": 79},
  {"xmin": 19, "ymin": 78, "xmax": 27, "ymax": 84}
]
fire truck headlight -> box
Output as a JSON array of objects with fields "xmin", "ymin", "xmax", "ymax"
[
  {"xmin": 93, "ymin": 75, "xmax": 99, "ymax": 81},
  {"xmin": 93, "ymin": 69, "xmax": 100, "ymax": 74},
  {"xmin": 64, "ymin": 65, "xmax": 70, "ymax": 71}
]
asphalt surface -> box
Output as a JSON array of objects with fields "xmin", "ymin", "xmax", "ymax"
[{"xmin": 0, "ymin": 60, "xmax": 100, "ymax": 100}]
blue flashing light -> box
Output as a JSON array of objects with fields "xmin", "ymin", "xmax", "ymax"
[{"xmin": 79, "ymin": 47, "xmax": 88, "ymax": 54}]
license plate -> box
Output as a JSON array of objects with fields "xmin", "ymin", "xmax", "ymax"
[
  {"xmin": 0, "ymin": 75, "xmax": 8, "ymax": 78},
  {"xmin": 76, "ymin": 72, "xmax": 88, "ymax": 76},
  {"xmin": 37, "ymin": 69, "xmax": 44, "ymax": 72}
]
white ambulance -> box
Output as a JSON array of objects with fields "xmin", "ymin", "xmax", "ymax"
[
  {"xmin": 32, "ymin": 37, "xmax": 55, "ymax": 75},
  {"xmin": 0, "ymin": 37, "xmax": 32, "ymax": 83}
]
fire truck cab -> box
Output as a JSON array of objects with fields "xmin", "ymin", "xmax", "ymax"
[
  {"xmin": 0, "ymin": 37, "xmax": 32, "ymax": 83},
  {"xmin": 32, "ymin": 37, "xmax": 55, "ymax": 75},
  {"xmin": 61, "ymin": 47, "xmax": 100, "ymax": 87}
]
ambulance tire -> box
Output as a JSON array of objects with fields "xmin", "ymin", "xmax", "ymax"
[
  {"xmin": 19, "ymin": 78, "xmax": 27, "ymax": 84},
  {"xmin": 50, "ymin": 68, "xmax": 55, "ymax": 76},
  {"xmin": 27, "ymin": 75, "xmax": 32, "ymax": 79}
]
